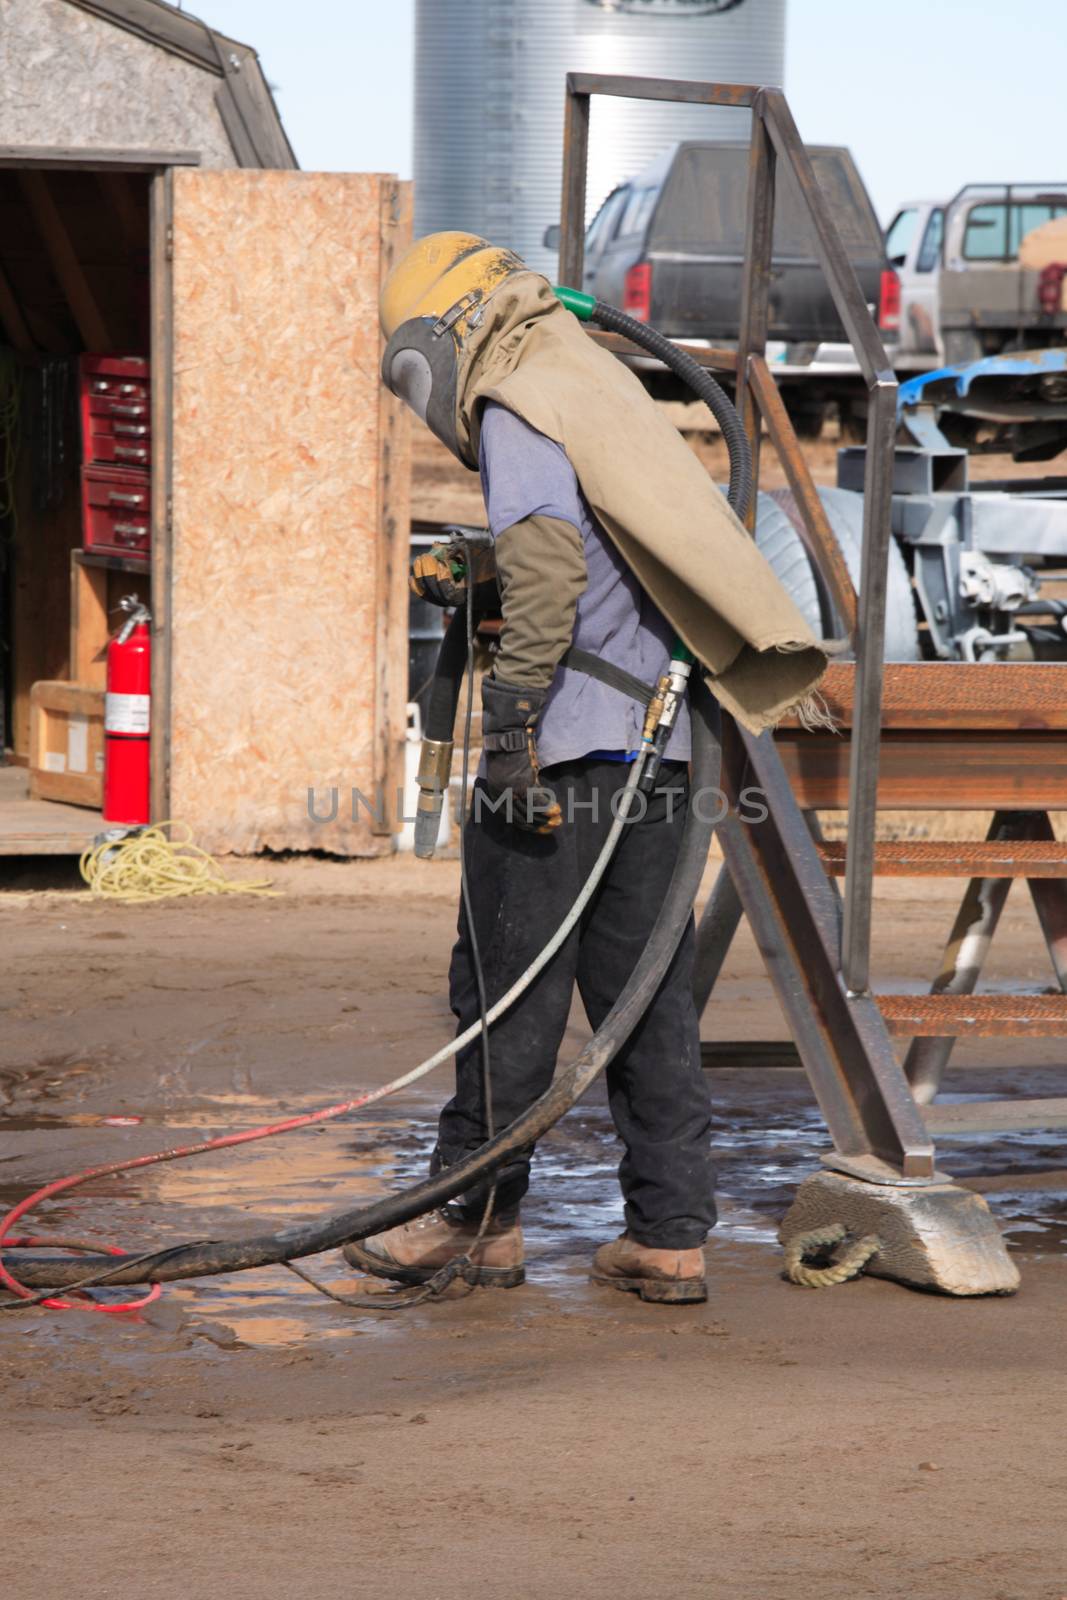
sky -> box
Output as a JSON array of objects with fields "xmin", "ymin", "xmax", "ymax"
[{"xmin": 197, "ymin": 0, "xmax": 1066, "ymax": 225}]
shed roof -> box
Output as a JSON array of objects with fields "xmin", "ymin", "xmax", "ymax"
[{"xmin": 63, "ymin": 0, "xmax": 298, "ymax": 169}]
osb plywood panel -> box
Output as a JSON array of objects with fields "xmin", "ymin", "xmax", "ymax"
[
  {"xmin": 169, "ymin": 169, "xmax": 411, "ymax": 856},
  {"xmin": 0, "ymin": 0, "xmax": 235, "ymax": 165}
]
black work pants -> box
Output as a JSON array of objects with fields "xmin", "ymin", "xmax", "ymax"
[{"xmin": 434, "ymin": 758, "xmax": 716, "ymax": 1250}]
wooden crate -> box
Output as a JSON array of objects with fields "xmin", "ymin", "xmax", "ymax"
[{"xmin": 28, "ymin": 681, "xmax": 105, "ymax": 808}]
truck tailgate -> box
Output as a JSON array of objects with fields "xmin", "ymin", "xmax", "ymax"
[{"xmin": 651, "ymin": 252, "xmax": 882, "ymax": 344}]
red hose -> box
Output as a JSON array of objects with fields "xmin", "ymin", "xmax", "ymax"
[{"xmin": 0, "ymin": 1081, "xmax": 406, "ymax": 1314}]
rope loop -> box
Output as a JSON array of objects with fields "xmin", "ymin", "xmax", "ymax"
[{"xmin": 783, "ymin": 1222, "xmax": 882, "ymax": 1289}]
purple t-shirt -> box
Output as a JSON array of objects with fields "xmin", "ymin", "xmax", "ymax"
[{"xmin": 478, "ymin": 401, "xmax": 691, "ymax": 769}]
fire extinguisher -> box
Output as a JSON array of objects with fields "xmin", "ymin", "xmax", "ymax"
[{"xmin": 103, "ymin": 595, "xmax": 152, "ymax": 826}]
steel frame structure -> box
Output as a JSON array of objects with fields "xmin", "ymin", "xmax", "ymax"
[
  {"xmin": 559, "ymin": 74, "xmax": 930, "ymax": 1182},
  {"xmin": 559, "ymin": 73, "xmax": 895, "ymax": 996}
]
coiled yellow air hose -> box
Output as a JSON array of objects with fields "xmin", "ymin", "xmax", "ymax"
[{"xmin": 79, "ymin": 821, "xmax": 278, "ymax": 903}]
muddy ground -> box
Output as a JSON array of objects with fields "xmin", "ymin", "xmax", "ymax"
[{"xmin": 2, "ymin": 856, "xmax": 1066, "ymax": 1599}]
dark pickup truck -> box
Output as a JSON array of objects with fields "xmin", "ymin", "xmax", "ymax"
[{"xmin": 550, "ymin": 141, "xmax": 896, "ymax": 430}]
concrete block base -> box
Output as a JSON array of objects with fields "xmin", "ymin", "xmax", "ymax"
[{"xmin": 779, "ymin": 1170, "xmax": 1021, "ymax": 1297}]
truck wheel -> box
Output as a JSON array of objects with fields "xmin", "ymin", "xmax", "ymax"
[
  {"xmin": 942, "ymin": 330, "xmax": 982, "ymax": 367},
  {"xmin": 759, "ymin": 487, "xmax": 921, "ymax": 661}
]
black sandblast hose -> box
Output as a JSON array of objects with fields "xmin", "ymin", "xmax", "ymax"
[
  {"xmin": 591, "ymin": 299, "xmax": 754, "ymax": 524},
  {"xmin": 9, "ymin": 680, "xmax": 722, "ymax": 1291},
  {"xmin": 424, "ymin": 601, "xmax": 469, "ymax": 742}
]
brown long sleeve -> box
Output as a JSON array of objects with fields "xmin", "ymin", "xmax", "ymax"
[{"xmin": 492, "ymin": 513, "xmax": 588, "ymax": 689}]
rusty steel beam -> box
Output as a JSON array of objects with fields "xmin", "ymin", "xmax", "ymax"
[
  {"xmin": 901, "ymin": 813, "xmax": 1044, "ymax": 1104},
  {"xmin": 841, "ymin": 375, "xmax": 897, "ymax": 995},
  {"xmin": 760, "ymin": 90, "xmax": 894, "ymax": 392},
  {"xmin": 1020, "ymin": 811, "xmax": 1067, "ymax": 995},
  {"xmin": 720, "ymin": 720, "xmax": 935, "ymax": 1179},
  {"xmin": 558, "ymin": 84, "xmax": 590, "ymax": 290},
  {"xmin": 775, "ymin": 731, "xmax": 1067, "ymax": 811},
  {"xmin": 817, "ymin": 839, "xmax": 1067, "ymax": 878},
  {"xmin": 588, "ymin": 327, "xmax": 738, "ymax": 374},
  {"xmin": 734, "ymin": 103, "xmax": 776, "ymax": 531},
  {"xmin": 745, "ymin": 90, "xmax": 898, "ymax": 992},
  {"xmin": 748, "ymin": 354, "xmax": 857, "ymax": 633},
  {"xmin": 784, "ymin": 662, "xmax": 1067, "ymax": 731},
  {"xmin": 566, "ymin": 73, "xmax": 760, "ymax": 108},
  {"xmin": 879, "ymin": 993, "xmax": 1067, "ymax": 1036}
]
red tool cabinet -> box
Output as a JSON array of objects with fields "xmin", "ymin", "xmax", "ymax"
[{"xmin": 79, "ymin": 354, "xmax": 152, "ymax": 561}]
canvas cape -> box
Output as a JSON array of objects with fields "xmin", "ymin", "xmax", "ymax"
[{"xmin": 449, "ymin": 273, "xmax": 829, "ymax": 735}]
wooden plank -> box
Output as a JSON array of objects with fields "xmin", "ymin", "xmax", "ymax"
[
  {"xmin": 167, "ymin": 170, "xmax": 402, "ymax": 855},
  {"xmin": 27, "ymin": 769, "xmax": 101, "ymax": 808},
  {"xmin": 0, "ymin": 766, "xmax": 101, "ymax": 854},
  {"xmin": 787, "ymin": 662, "xmax": 1067, "ymax": 731},
  {"xmin": 29, "ymin": 680, "xmax": 103, "ymax": 717},
  {"xmin": 28, "ymin": 681, "xmax": 105, "ymax": 809},
  {"xmin": 0, "ymin": 262, "xmax": 33, "ymax": 351},
  {"xmin": 371, "ymin": 178, "xmax": 413, "ymax": 835},
  {"xmin": 17, "ymin": 172, "xmax": 114, "ymax": 350},
  {"xmin": 776, "ymin": 730, "xmax": 1067, "ymax": 810},
  {"xmin": 213, "ymin": 48, "xmax": 297, "ymax": 170},
  {"xmin": 71, "ymin": 557, "xmax": 109, "ymax": 688},
  {"xmin": 213, "ymin": 83, "xmax": 259, "ymax": 169},
  {"xmin": 149, "ymin": 168, "xmax": 173, "ymax": 827},
  {"xmin": 0, "ymin": 147, "xmax": 200, "ymax": 170}
]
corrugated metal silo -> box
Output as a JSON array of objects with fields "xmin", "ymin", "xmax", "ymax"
[{"xmin": 414, "ymin": 0, "xmax": 786, "ymax": 275}]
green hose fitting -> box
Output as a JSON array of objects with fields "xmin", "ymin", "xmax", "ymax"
[{"xmin": 552, "ymin": 285, "xmax": 596, "ymax": 322}]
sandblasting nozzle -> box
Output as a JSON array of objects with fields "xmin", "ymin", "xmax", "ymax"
[{"xmin": 413, "ymin": 737, "xmax": 454, "ymax": 859}]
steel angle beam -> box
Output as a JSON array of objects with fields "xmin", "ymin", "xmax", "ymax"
[{"xmin": 719, "ymin": 719, "xmax": 935, "ymax": 1180}]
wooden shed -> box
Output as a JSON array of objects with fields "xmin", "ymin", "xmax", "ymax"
[{"xmin": 0, "ymin": 0, "xmax": 411, "ymax": 857}]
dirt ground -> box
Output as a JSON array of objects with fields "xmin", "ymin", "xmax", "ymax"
[{"xmin": 3, "ymin": 856, "xmax": 1067, "ymax": 1600}]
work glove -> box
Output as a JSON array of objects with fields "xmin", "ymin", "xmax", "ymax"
[
  {"xmin": 480, "ymin": 675, "xmax": 562, "ymax": 834},
  {"xmin": 410, "ymin": 540, "xmax": 500, "ymax": 611}
]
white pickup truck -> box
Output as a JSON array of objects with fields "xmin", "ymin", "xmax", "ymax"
[{"xmin": 886, "ymin": 184, "xmax": 1067, "ymax": 372}]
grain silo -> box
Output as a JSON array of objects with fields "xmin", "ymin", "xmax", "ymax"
[{"xmin": 414, "ymin": 0, "xmax": 787, "ymax": 275}]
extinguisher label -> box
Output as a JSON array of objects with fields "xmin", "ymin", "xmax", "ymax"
[{"xmin": 106, "ymin": 692, "xmax": 151, "ymax": 735}]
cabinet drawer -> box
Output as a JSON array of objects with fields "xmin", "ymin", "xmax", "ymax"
[
  {"xmin": 84, "ymin": 430, "xmax": 152, "ymax": 469},
  {"xmin": 86, "ymin": 391, "xmax": 150, "ymax": 422},
  {"xmin": 79, "ymin": 354, "xmax": 151, "ymax": 467},
  {"xmin": 81, "ymin": 469, "xmax": 151, "ymax": 560}
]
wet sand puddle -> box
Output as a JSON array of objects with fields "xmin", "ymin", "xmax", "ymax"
[{"xmin": 5, "ymin": 1066, "xmax": 1067, "ymax": 1347}]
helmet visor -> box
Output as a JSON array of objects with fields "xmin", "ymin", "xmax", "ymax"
[{"xmin": 381, "ymin": 316, "xmax": 461, "ymax": 460}]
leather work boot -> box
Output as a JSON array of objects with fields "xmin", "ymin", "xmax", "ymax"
[
  {"xmin": 591, "ymin": 1232, "xmax": 707, "ymax": 1304},
  {"xmin": 341, "ymin": 1210, "xmax": 525, "ymax": 1288}
]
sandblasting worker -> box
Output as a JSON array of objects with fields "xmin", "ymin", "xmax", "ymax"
[{"xmin": 342, "ymin": 234, "xmax": 826, "ymax": 1304}]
